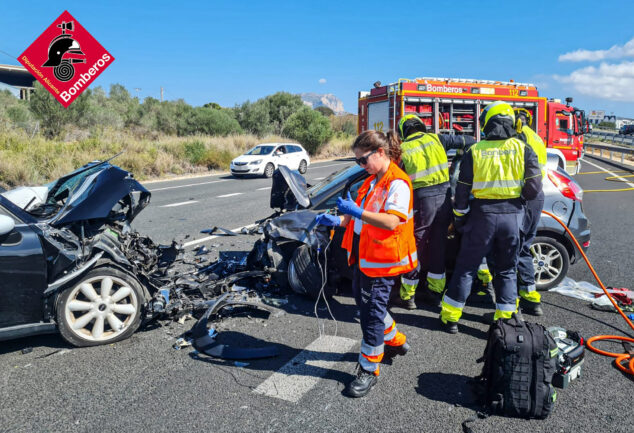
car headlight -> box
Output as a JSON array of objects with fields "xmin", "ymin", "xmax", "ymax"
[{"xmin": 250, "ymin": 160, "xmax": 262, "ymax": 165}]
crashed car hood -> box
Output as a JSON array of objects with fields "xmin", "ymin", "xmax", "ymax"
[
  {"xmin": 273, "ymin": 165, "xmax": 310, "ymax": 208},
  {"xmin": 49, "ymin": 163, "xmax": 150, "ymax": 227}
]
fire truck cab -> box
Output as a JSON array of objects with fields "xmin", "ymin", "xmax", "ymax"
[{"xmin": 358, "ymin": 78, "xmax": 588, "ymax": 174}]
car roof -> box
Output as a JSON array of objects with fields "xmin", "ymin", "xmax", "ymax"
[{"xmin": 256, "ymin": 143, "xmax": 303, "ymax": 147}]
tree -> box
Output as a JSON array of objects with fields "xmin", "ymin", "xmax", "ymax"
[
  {"xmin": 189, "ymin": 107, "xmax": 242, "ymax": 136},
  {"xmin": 264, "ymin": 92, "xmax": 304, "ymax": 134},
  {"xmin": 315, "ymin": 106, "xmax": 334, "ymax": 117},
  {"xmin": 597, "ymin": 121, "xmax": 616, "ymax": 130},
  {"xmin": 282, "ymin": 107, "xmax": 333, "ymax": 154},
  {"xmin": 233, "ymin": 100, "xmax": 272, "ymax": 137},
  {"xmin": 203, "ymin": 102, "xmax": 222, "ymax": 110}
]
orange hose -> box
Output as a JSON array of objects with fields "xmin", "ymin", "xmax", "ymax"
[{"xmin": 541, "ymin": 210, "xmax": 634, "ymax": 377}]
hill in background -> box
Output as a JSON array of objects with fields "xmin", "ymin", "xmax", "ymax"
[{"xmin": 300, "ymin": 93, "xmax": 345, "ymax": 115}]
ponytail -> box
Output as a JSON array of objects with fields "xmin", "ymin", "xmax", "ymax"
[{"xmin": 386, "ymin": 130, "xmax": 402, "ymax": 162}]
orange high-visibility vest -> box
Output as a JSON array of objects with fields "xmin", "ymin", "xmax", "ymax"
[{"xmin": 342, "ymin": 161, "xmax": 418, "ymax": 277}]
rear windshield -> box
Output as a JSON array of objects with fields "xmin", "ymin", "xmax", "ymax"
[{"xmin": 246, "ymin": 146, "xmax": 274, "ymax": 155}]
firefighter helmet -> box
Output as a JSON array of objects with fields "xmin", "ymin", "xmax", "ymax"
[
  {"xmin": 514, "ymin": 108, "xmax": 533, "ymax": 127},
  {"xmin": 398, "ymin": 114, "xmax": 425, "ymax": 139},
  {"xmin": 479, "ymin": 101, "xmax": 515, "ymax": 130},
  {"xmin": 42, "ymin": 36, "xmax": 84, "ymax": 67}
]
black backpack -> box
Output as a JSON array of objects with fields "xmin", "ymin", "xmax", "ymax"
[{"xmin": 473, "ymin": 314, "xmax": 558, "ymax": 419}]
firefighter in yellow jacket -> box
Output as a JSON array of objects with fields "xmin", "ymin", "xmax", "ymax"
[
  {"xmin": 515, "ymin": 108, "xmax": 547, "ymax": 316},
  {"xmin": 440, "ymin": 102, "xmax": 542, "ymax": 334},
  {"xmin": 315, "ymin": 130, "xmax": 417, "ymax": 397}
]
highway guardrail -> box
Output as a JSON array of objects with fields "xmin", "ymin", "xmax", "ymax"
[
  {"xmin": 585, "ymin": 142, "xmax": 634, "ymax": 166},
  {"xmin": 587, "ymin": 131, "xmax": 634, "ymax": 145}
]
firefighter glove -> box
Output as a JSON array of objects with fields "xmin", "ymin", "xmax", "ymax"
[{"xmin": 337, "ymin": 192, "xmax": 364, "ymax": 219}]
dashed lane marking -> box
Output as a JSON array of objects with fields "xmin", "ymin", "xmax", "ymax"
[
  {"xmin": 583, "ymin": 159, "xmax": 634, "ymax": 188},
  {"xmin": 313, "ymin": 177, "xmax": 325, "ymax": 180},
  {"xmin": 253, "ymin": 335, "xmax": 357, "ymax": 403},
  {"xmin": 160, "ymin": 200, "xmax": 198, "ymax": 208},
  {"xmin": 182, "ymin": 224, "xmax": 257, "ymax": 248},
  {"xmin": 217, "ymin": 192, "xmax": 243, "ymax": 198},
  {"xmin": 148, "ymin": 179, "xmax": 227, "ymax": 192},
  {"xmin": 257, "ymin": 187, "xmax": 272, "ymax": 191},
  {"xmin": 312, "ymin": 162, "xmax": 352, "ymax": 169}
]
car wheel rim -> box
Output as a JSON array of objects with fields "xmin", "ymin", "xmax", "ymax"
[
  {"xmin": 64, "ymin": 275, "xmax": 139, "ymax": 342},
  {"xmin": 266, "ymin": 165, "xmax": 273, "ymax": 176},
  {"xmin": 531, "ymin": 242, "xmax": 563, "ymax": 286},
  {"xmin": 299, "ymin": 161, "xmax": 306, "ymax": 172}
]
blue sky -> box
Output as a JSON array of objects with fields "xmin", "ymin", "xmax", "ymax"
[{"xmin": 2, "ymin": 1, "xmax": 633, "ymax": 117}]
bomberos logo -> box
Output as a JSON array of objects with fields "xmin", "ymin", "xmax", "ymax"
[
  {"xmin": 19, "ymin": 10, "xmax": 114, "ymax": 108},
  {"xmin": 423, "ymin": 84, "xmax": 463, "ymax": 94}
]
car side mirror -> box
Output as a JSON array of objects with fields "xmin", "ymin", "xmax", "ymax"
[{"xmin": 0, "ymin": 215, "xmax": 15, "ymax": 236}]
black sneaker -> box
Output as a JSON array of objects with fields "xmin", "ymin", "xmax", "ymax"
[
  {"xmin": 441, "ymin": 319, "xmax": 459, "ymax": 334},
  {"xmin": 419, "ymin": 288, "xmax": 441, "ymax": 307},
  {"xmin": 344, "ymin": 364, "xmax": 378, "ymax": 398},
  {"xmin": 392, "ymin": 296, "xmax": 417, "ymax": 310},
  {"xmin": 384, "ymin": 341, "xmax": 410, "ymax": 359},
  {"xmin": 520, "ymin": 298, "xmax": 543, "ymax": 316}
]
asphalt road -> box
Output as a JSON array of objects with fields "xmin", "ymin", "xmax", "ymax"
[{"xmin": 2, "ymin": 157, "xmax": 634, "ymax": 433}]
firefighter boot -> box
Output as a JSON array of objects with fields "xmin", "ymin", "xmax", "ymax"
[
  {"xmin": 392, "ymin": 296, "xmax": 417, "ymax": 310},
  {"xmin": 344, "ymin": 364, "xmax": 378, "ymax": 398},
  {"xmin": 520, "ymin": 298, "xmax": 543, "ymax": 316},
  {"xmin": 384, "ymin": 341, "xmax": 410, "ymax": 359},
  {"xmin": 440, "ymin": 319, "xmax": 459, "ymax": 334}
]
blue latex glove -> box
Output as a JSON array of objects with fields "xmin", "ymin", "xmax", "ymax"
[
  {"xmin": 315, "ymin": 213, "xmax": 340, "ymax": 227},
  {"xmin": 337, "ymin": 191, "xmax": 363, "ymax": 219}
]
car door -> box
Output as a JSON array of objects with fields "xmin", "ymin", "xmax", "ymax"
[
  {"xmin": 277, "ymin": 145, "xmax": 292, "ymax": 168},
  {"xmin": 0, "ymin": 199, "xmax": 48, "ymax": 327}
]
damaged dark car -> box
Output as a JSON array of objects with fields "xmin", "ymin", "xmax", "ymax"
[{"xmin": 0, "ymin": 159, "xmax": 159, "ymax": 346}]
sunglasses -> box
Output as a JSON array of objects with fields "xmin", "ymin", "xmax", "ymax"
[{"xmin": 355, "ymin": 149, "xmax": 377, "ymax": 166}]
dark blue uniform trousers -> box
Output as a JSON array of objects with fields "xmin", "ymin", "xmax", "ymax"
[
  {"xmin": 441, "ymin": 208, "xmax": 524, "ymax": 322},
  {"xmin": 400, "ymin": 190, "xmax": 452, "ymax": 298},
  {"xmin": 518, "ymin": 197, "xmax": 544, "ymax": 297}
]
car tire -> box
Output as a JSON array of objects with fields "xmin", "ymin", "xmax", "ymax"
[
  {"xmin": 298, "ymin": 160, "xmax": 308, "ymax": 174},
  {"xmin": 532, "ymin": 236, "xmax": 570, "ymax": 291},
  {"xmin": 56, "ymin": 266, "xmax": 145, "ymax": 347},
  {"xmin": 264, "ymin": 163, "xmax": 275, "ymax": 178},
  {"xmin": 233, "ymin": 173, "xmax": 243, "ymax": 178},
  {"xmin": 288, "ymin": 244, "xmax": 327, "ymax": 299}
]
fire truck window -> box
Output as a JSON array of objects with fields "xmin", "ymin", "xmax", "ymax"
[{"xmin": 558, "ymin": 118, "xmax": 569, "ymax": 131}]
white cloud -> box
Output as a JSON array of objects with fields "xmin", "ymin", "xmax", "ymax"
[
  {"xmin": 554, "ymin": 61, "xmax": 634, "ymax": 101},
  {"xmin": 318, "ymin": 78, "xmax": 326, "ymax": 84},
  {"xmin": 559, "ymin": 38, "xmax": 634, "ymax": 62}
]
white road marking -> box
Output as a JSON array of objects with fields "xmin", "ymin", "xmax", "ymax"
[
  {"xmin": 313, "ymin": 177, "xmax": 325, "ymax": 180},
  {"xmin": 148, "ymin": 179, "xmax": 227, "ymax": 192},
  {"xmin": 312, "ymin": 162, "xmax": 352, "ymax": 170},
  {"xmin": 160, "ymin": 200, "xmax": 198, "ymax": 208},
  {"xmin": 257, "ymin": 187, "xmax": 272, "ymax": 191},
  {"xmin": 253, "ymin": 335, "xmax": 357, "ymax": 403},
  {"xmin": 217, "ymin": 192, "xmax": 243, "ymax": 198},
  {"xmin": 182, "ymin": 224, "xmax": 258, "ymax": 248},
  {"xmin": 583, "ymin": 159, "xmax": 634, "ymax": 188}
]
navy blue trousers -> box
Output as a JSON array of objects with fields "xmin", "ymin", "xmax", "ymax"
[
  {"xmin": 352, "ymin": 266, "xmax": 398, "ymax": 347},
  {"xmin": 517, "ymin": 198, "xmax": 544, "ymax": 287},
  {"xmin": 445, "ymin": 209, "xmax": 524, "ymax": 311},
  {"xmin": 402, "ymin": 191, "xmax": 452, "ymax": 283}
]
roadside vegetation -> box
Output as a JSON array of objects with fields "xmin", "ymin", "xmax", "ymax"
[{"xmin": 0, "ymin": 84, "xmax": 357, "ymax": 188}]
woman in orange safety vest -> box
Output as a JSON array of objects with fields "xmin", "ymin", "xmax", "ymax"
[{"xmin": 315, "ymin": 129, "xmax": 417, "ymax": 398}]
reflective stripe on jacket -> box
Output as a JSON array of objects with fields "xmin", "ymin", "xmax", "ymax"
[
  {"xmin": 521, "ymin": 125, "xmax": 547, "ymax": 179},
  {"xmin": 471, "ymin": 137, "xmax": 526, "ymax": 199},
  {"xmin": 341, "ymin": 162, "xmax": 418, "ymax": 277},
  {"xmin": 400, "ymin": 132, "xmax": 449, "ymax": 189}
]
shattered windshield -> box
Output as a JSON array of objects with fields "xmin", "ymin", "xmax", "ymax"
[
  {"xmin": 47, "ymin": 164, "xmax": 104, "ymax": 205},
  {"xmin": 307, "ymin": 164, "xmax": 362, "ymax": 199},
  {"xmin": 246, "ymin": 146, "xmax": 274, "ymax": 155}
]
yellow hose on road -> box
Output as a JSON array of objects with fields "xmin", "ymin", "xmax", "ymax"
[{"xmin": 576, "ymin": 170, "xmax": 634, "ymax": 193}]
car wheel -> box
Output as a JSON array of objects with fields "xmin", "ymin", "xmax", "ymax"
[
  {"xmin": 288, "ymin": 244, "xmax": 326, "ymax": 299},
  {"xmin": 56, "ymin": 267, "xmax": 145, "ymax": 347},
  {"xmin": 298, "ymin": 160, "xmax": 308, "ymax": 174},
  {"xmin": 264, "ymin": 163, "xmax": 275, "ymax": 178},
  {"xmin": 532, "ymin": 236, "xmax": 570, "ymax": 291}
]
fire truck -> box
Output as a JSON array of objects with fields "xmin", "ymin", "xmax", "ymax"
[{"xmin": 358, "ymin": 78, "xmax": 589, "ymax": 174}]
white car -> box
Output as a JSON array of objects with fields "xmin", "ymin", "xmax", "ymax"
[{"xmin": 230, "ymin": 143, "xmax": 311, "ymax": 178}]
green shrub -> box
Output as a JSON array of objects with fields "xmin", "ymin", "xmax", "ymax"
[
  {"xmin": 184, "ymin": 140, "xmax": 206, "ymax": 164},
  {"xmin": 282, "ymin": 107, "xmax": 333, "ymax": 154}
]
